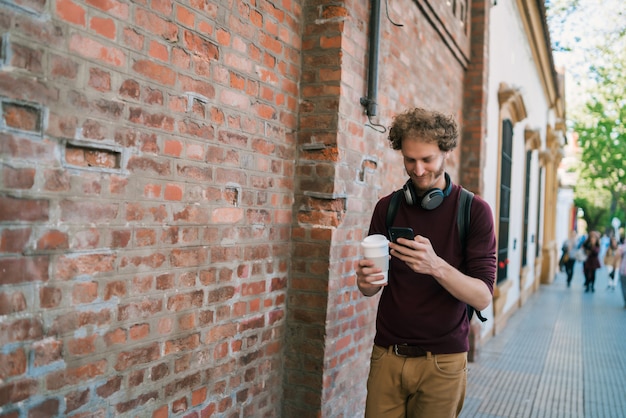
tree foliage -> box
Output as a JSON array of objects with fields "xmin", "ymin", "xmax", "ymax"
[
  {"xmin": 546, "ymin": 0, "xmax": 626, "ymax": 232},
  {"xmin": 573, "ymin": 177, "xmax": 612, "ymax": 233}
]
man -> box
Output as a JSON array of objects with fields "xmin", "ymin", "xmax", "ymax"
[
  {"xmin": 561, "ymin": 230, "xmax": 578, "ymax": 287},
  {"xmin": 356, "ymin": 107, "xmax": 497, "ymax": 418}
]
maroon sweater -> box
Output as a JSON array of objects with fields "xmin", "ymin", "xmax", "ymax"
[{"xmin": 368, "ymin": 182, "xmax": 497, "ymax": 353}]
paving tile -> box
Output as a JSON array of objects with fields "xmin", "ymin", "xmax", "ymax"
[{"xmin": 461, "ymin": 263, "xmax": 626, "ymax": 418}]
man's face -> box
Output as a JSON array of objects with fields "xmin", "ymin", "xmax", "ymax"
[{"xmin": 401, "ymin": 138, "xmax": 449, "ymax": 195}]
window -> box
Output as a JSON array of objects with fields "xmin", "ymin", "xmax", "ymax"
[
  {"xmin": 521, "ymin": 150, "xmax": 531, "ymax": 267},
  {"xmin": 535, "ymin": 168, "xmax": 543, "ymax": 258},
  {"xmin": 497, "ymin": 120, "xmax": 513, "ymax": 283}
]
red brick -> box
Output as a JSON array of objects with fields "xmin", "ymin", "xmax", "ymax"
[
  {"xmin": 129, "ymin": 323, "xmax": 150, "ymax": 340},
  {"xmin": 176, "ymin": 5, "xmax": 194, "ymax": 26},
  {"xmin": 37, "ymin": 230, "xmax": 69, "ymax": 251},
  {"xmin": 163, "ymin": 371, "xmax": 200, "ymax": 397},
  {"xmin": 39, "ymin": 286, "xmax": 62, "ymax": 308},
  {"xmin": 4, "ymin": 101, "xmax": 41, "ymax": 132},
  {"xmin": 135, "ymin": 228, "xmax": 156, "ymax": 246},
  {"xmin": 164, "ymin": 333, "xmax": 200, "ymax": 355},
  {"xmin": 69, "ymin": 34, "xmax": 125, "ymax": 66},
  {"xmin": 88, "ymin": 67, "xmax": 112, "ymax": 92},
  {"xmin": 67, "ymin": 335, "xmax": 97, "ymax": 356},
  {"xmin": 95, "ymin": 376, "xmax": 122, "ymax": 398},
  {"xmin": 115, "ymin": 391, "xmax": 158, "ymax": 413},
  {"xmin": 50, "ymin": 54, "xmax": 79, "ymax": 79},
  {"xmin": 127, "ymin": 370, "xmax": 144, "ymax": 387},
  {"xmin": 0, "ymin": 348, "xmax": 27, "ymax": 379},
  {"xmin": 191, "ymin": 386, "xmax": 207, "ymax": 406},
  {"xmin": 33, "ymin": 339, "xmax": 62, "ymax": 367},
  {"xmin": 182, "ymin": 30, "xmax": 218, "ymax": 60},
  {"xmin": 132, "ymin": 59, "xmax": 176, "ymax": 86},
  {"xmin": 111, "ymin": 229, "xmax": 131, "ymax": 248},
  {"xmin": 163, "ymin": 184, "xmax": 182, "ymax": 200},
  {"xmin": 85, "ymin": 0, "xmax": 129, "ymax": 19},
  {"xmin": 59, "ymin": 200, "xmax": 118, "ymax": 223},
  {"xmin": 0, "ymin": 379, "xmax": 37, "ymax": 404},
  {"xmin": 2, "ymin": 167, "xmax": 35, "ymax": 189},
  {"xmin": 0, "ymin": 196, "xmax": 48, "ymax": 222},
  {"xmin": 135, "ymin": 8, "xmax": 178, "ymax": 41},
  {"xmin": 28, "ymin": 398, "xmax": 59, "ymax": 416},
  {"xmin": 54, "ymin": 253, "xmax": 115, "ymax": 280},
  {"xmin": 56, "ymin": 0, "xmax": 86, "ymax": 26},
  {"xmin": 128, "ymin": 157, "xmax": 170, "ymax": 176},
  {"xmin": 65, "ymin": 388, "xmax": 89, "ymax": 413},
  {"xmin": 114, "ymin": 343, "xmax": 160, "ymax": 371},
  {"xmin": 71, "ymin": 229, "xmax": 100, "ymax": 250},
  {"xmin": 90, "ymin": 16, "xmax": 116, "ymax": 39},
  {"xmin": 47, "ymin": 310, "xmax": 112, "ymax": 337},
  {"xmin": 152, "ymin": 405, "xmax": 169, "ymax": 418},
  {"xmin": 104, "ymin": 280, "xmax": 126, "ymax": 300},
  {"xmin": 0, "ymin": 228, "xmax": 31, "ymax": 253},
  {"xmin": 166, "ymin": 290, "xmax": 203, "ymax": 311},
  {"xmin": 0, "ymin": 257, "xmax": 49, "ymax": 285},
  {"xmin": 118, "ymin": 299, "xmax": 162, "ymax": 321},
  {"xmin": 43, "ymin": 169, "xmax": 70, "ymax": 192},
  {"xmin": 172, "ymin": 396, "xmax": 187, "ymax": 413}
]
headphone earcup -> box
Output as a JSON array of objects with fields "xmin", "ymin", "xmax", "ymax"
[
  {"xmin": 420, "ymin": 189, "xmax": 445, "ymax": 210},
  {"xmin": 403, "ymin": 181, "xmax": 416, "ymax": 206}
]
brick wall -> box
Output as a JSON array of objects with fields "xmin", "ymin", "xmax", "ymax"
[
  {"xmin": 0, "ymin": 0, "xmax": 488, "ymax": 417},
  {"xmin": 0, "ymin": 0, "xmax": 300, "ymax": 416},
  {"xmin": 286, "ymin": 0, "xmax": 479, "ymax": 416}
]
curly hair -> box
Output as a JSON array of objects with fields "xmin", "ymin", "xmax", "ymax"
[{"xmin": 387, "ymin": 107, "xmax": 459, "ymax": 152}]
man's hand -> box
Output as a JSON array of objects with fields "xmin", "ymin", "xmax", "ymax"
[
  {"xmin": 389, "ymin": 235, "xmax": 444, "ymax": 277},
  {"xmin": 390, "ymin": 235, "xmax": 492, "ymax": 310},
  {"xmin": 356, "ymin": 259, "xmax": 387, "ymax": 296}
]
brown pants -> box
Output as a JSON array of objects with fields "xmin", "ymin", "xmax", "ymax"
[{"xmin": 365, "ymin": 345, "xmax": 467, "ymax": 418}]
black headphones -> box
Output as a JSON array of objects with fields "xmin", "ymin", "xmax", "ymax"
[{"xmin": 402, "ymin": 172, "xmax": 452, "ymax": 210}]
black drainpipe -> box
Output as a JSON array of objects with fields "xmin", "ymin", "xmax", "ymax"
[{"xmin": 360, "ymin": 0, "xmax": 382, "ymax": 118}]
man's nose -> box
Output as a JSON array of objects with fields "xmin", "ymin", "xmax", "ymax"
[{"xmin": 413, "ymin": 162, "xmax": 425, "ymax": 176}]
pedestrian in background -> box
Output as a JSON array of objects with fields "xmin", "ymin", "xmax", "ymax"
[
  {"xmin": 560, "ymin": 230, "xmax": 578, "ymax": 287},
  {"xmin": 603, "ymin": 236, "xmax": 619, "ymax": 291},
  {"xmin": 582, "ymin": 231, "xmax": 601, "ymax": 293},
  {"xmin": 598, "ymin": 231, "xmax": 610, "ymax": 267},
  {"xmin": 618, "ymin": 237, "xmax": 626, "ymax": 308}
]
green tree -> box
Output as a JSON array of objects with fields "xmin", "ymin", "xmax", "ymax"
[
  {"xmin": 573, "ymin": 25, "xmax": 626, "ymax": 222},
  {"xmin": 573, "ymin": 177, "xmax": 612, "ymax": 233},
  {"xmin": 546, "ymin": 0, "xmax": 626, "ymax": 231}
]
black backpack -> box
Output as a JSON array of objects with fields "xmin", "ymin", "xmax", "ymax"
[{"xmin": 385, "ymin": 187, "xmax": 488, "ymax": 322}]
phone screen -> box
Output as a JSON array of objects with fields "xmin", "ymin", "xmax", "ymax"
[{"xmin": 388, "ymin": 227, "xmax": 414, "ymax": 244}]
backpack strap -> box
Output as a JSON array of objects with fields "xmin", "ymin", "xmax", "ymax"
[
  {"xmin": 457, "ymin": 188, "xmax": 473, "ymax": 246},
  {"xmin": 459, "ymin": 189, "xmax": 487, "ymax": 323},
  {"xmin": 385, "ymin": 190, "xmax": 402, "ymax": 238}
]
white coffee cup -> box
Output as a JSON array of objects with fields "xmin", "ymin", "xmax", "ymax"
[{"xmin": 361, "ymin": 234, "xmax": 390, "ymax": 284}]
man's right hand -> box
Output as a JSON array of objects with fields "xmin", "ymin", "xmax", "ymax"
[{"xmin": 356, "ymin": 259, "xmax": 386, "ymax": 296}]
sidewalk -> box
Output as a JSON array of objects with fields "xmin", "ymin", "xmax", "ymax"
[{"xmin": 461, "ymin": 264, "xmax": 626, "ymax": 418}]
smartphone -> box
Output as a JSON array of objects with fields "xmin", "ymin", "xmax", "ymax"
[{"xmin": 388, "ymin": 227, "xmax": 415, "ymax": 244}]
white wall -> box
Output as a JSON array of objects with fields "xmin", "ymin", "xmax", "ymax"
[
  {"xmin": 481, "ymin": 1, "xmax": 555, "ymax": 333},
  {"xmin": 556, "ymin": 188, "xmax": 575, "ymax": 249}
]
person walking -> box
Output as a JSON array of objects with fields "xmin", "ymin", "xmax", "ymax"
[
  {"xmin": 617, "ymin": 237, "xmax": 626, "ymax": 307},
  {"xmin": 603, "ymin": 235, "xmax": 619, "ymax": 291},
  {"xmin": 356, "ymin": 107, "xmax": 497, "ymax": 418},
  {"xmin": 582, "ymin": 231, "xmax": 601, "ymax": 293},
  {"xmin": 561, "ymin": 230, "xmax": 578, "ymax": 287}
]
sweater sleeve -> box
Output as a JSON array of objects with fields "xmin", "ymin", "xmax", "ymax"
[{"xmin": 463, "ymin": 194, "xmax": 497, "ymax": 294}]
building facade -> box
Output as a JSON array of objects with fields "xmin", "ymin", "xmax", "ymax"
[{"xmin": 0, "ymin": 0, "xmax": 564, "ymax": 416}]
